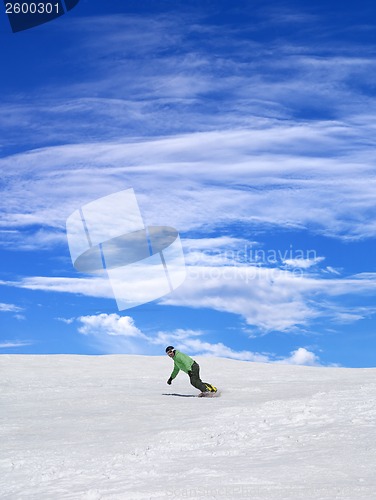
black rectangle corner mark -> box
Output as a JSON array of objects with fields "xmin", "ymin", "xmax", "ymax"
[{"xmin": 5, "ymin": 1, "xmax": 66, "ymax": 33}]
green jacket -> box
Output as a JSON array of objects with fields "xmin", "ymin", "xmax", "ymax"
[{"xmin": 170, "ymin": 350, "xmax": 195, "ymax": 379}]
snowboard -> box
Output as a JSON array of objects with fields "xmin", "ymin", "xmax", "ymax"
[{"xmin": 198, "ymin": 390, "xmax": 220, "ymax": 398}]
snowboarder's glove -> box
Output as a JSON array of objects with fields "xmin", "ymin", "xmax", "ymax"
[{"xmin": 167, "ymin": 377, "xmax": 173, "ymax": 385}]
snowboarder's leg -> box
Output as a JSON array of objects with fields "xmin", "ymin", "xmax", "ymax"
[{"xmin": 188, "ymin": 362, "xmax": 208, "ymax": 392}]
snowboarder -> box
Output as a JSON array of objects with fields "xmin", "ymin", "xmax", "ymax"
[{"xmin": 165, "ymin": 346, "xmax": 217, "ymax": 395}]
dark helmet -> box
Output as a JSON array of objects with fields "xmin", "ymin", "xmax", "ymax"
[{"xmin": 165, "ymin": 345, "xmax": 175, "ymax": 353}]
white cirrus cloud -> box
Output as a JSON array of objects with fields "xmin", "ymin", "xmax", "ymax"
[
  {"xmin": 1, "ymin": 122, "xmax": 376, "ymax": 245},
  {"xmin": 0, "ymin": 341, "xmax": 32, "ymax": 348},
  {"xmin": 2, "ymin": 266, "xmax": 376, "ymax": 334},
  {"xmin": 283, "ymin": 256, "xmax": 325, "ymax": 269},
  {"xmin": 0, "ymin": 303, "xmax": 24, "ymax": 313},
  {"xmin": 162, "ymin": 266, "xmax": 376, "ymax": 332},
  {"xmin": 0, "ymin": 276, "xmax": 114, "ymax": 299}
]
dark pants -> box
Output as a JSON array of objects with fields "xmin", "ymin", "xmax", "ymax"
[{"xmin": 188, "ymin": 361, "xmax": 208, "ymax": 392}]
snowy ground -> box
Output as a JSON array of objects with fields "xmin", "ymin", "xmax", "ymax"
[{"xmin": 1, "ymin": 355, "xmax": 375, "ymax": 499}]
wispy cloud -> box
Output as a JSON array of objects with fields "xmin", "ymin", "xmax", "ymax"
[
  {"xmin": 2, "ymin": 120, "xmax": 376, "ymax": 249},
  {"xmin": 283, "ymin": 256, "xmax": 325, "ymax": 269},
  {"xmin": 162, "ymin": 266, "xmax": 376, "ymax": 332},
  {"xmin": 4, "ymin": 262, "xmax": 375, "ymax": 334},
  {"xmin": 0, "ymin": 341, "xmax": 32, "ymax": 348},
  {"xmin": 2, "ymin": 6, "xmax": 376, "ymax": 350},
  {"xmin": 0, "ymin": 303, "xmax": 24, "ymax": 313},
  {"xmin": 0, "ymin": 276, "xmax": 114, "ymax": 298},
  {"xmin": 3, "ymin": 7, "xmax": 376, "ymax": 146}
]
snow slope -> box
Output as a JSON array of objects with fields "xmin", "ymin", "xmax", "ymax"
[{"xmin": 1, "ymin": 355, "xmax": 375, "ymax": 499}]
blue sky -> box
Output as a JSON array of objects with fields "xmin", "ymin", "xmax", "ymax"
[{"xmin": 1, "ymin": 0, "xmax": 376, "ymax": 367}]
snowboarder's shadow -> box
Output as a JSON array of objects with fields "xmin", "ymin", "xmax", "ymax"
[{"xmin": 162, "ymin": 393, "xmax": 197, "ymax": 398}]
